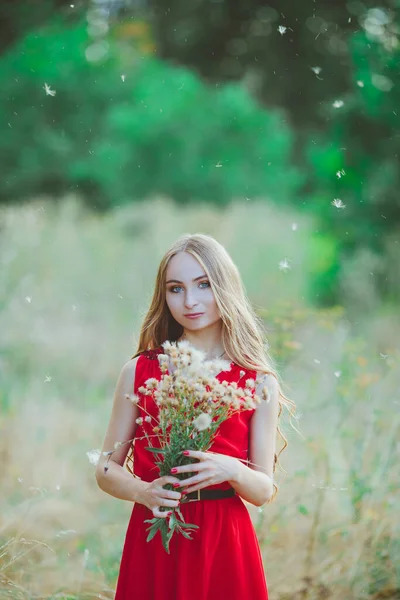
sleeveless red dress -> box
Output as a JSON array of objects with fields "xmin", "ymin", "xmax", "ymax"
[{"xmin": 114, "ymin": 348, "xmax": 269, "ymax": 600}]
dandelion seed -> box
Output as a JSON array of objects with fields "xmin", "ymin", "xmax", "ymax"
[
  {"xmin": 291, "ymin": 222, "xmax": 298, "ymax": 231},
  {"xmin": 311, "ymin": 66, "xmax": 322, "ymax": 75},
  {"xmin": 334, "ymin": 371, "xmax": 341, "ymax": 377},
  {"xmin": 17, "ymin": 477, "xmax": 23, "ymax": 483},
  {"xmin": 314, "ymin": 359, "xmax": 321, "ymax": 364},
  {"xmin": 278, "ymin": 258, "xmax": 291, "ymax": 271},
  {"xmin": 332, "ymin": 198, "xmax": 346, "ymax": 209},
  {"xmin": 278, "ymin": 25, "xmax": 287, "ymax": 35},
  {"xmin": 332, "ymin": 100, "xmax": 344, "ymax": 108},
  {"xmin": 56, "ymin": 529, "xmax": 77, "ymax": 537},
  {"xmin": 44, "ymin": 375, "xmax": 52, "ymax": 382},
  {"xmin": 121, "ymin": 74, "xmax": 126, "ymax": 82},
  {"xmin": 215, "ymin": 161, "xmax": 222, "ymax": 168},
  {"xmin": 25, "ymin": 296, "xmax": 32, "ymax": 303},
  {"xmin": 55, "ymin": 485, "xmax": 61, "ymax": 491},
  {"xmin": 336, "ymin": 169, "xmax": 346, "ymax": 179},
  {"xmin": 86, "ymin": 449, "xmax": 101, "ymax": 465},
  {"xmin": 43, "ymin": 83, "xmax": 56, "ymax": 97},
  {"xmin": 357, "ymin": 80, "xmax": 364, "ymax": 88},
  {"xmin": 380, "ymin": 353, "xmax": 388, "ymax": 359}
]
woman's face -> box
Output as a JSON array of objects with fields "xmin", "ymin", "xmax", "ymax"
[{"xmin": 165, "ymin": 252, "xmax": 221, "ymax": 331}]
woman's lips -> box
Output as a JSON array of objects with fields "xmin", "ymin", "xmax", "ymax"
[{"xmin": 184, "ymin": 313, "xmax": 204, "ymax": 319}]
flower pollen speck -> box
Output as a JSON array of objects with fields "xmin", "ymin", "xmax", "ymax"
[
  {"xmin": 332, "ymin": 198, "xmax": 346, "ymax": 209},
  {"xmin": 43, "ymin": 83, "xmax": 56, "ymax": 97},
  {"xmin": 279, "ymin": 258, "xmax": 291, "ymax": 271}
]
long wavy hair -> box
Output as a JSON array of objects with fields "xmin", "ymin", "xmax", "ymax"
[{"xmin": 129, "ymin": 233, "xmax": 298, "ymax": 502}]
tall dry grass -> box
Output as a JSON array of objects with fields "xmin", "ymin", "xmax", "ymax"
[{"xmin": 0, "ymin": 195, "xmax": 399, "ymax": 599}]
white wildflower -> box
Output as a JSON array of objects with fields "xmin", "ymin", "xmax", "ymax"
[
  {"xmin": 245, "ymin": 378, "xmax": 256, "ymax": 389},
  {"xmin": 125, "ymin": 393, "xmax": 139, "ymax": 404},
  {"xmin": 193, "ymin": 412, "xmax": 212, "ymax": 431},
  {"xmin": 278, "ymin": 25, "xmax": 287, "ymax": 35}
]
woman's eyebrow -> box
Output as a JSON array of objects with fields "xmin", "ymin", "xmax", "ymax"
[{"xmin": 166, "ymin": 274, "xmax": 207, "ymax": 284}]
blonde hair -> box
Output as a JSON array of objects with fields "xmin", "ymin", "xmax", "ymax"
[{"xmin": 130, "ymin": 233, "xmax": 297, "ymax": 502}]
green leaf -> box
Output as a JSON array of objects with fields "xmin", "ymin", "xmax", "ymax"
[
  {"xmin": 143, "ymin": 517, "xmax": 159, "ymax": 525},
  {"xmin": 178, "ymin": 528, "xmax": 194, "ymax": 539},
  {"xmin": 144, "ymin": 446, "xmax": 166, "ymax": 454},
  {"xmin": 179, "ymin": 522, "xmax": 199, "ymax": 530},
  {"xmin": 145, "ymin": 523, "xmax": 160, "ymax": 543}
]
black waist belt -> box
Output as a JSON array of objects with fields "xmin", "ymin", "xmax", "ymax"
[{"xmin": 181, "ymin": 487, "xmax": 236, "ymax": 503}]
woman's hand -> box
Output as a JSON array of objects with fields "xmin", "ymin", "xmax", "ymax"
[
  {"xmin": 138, "ymin": 475, "xmax": 183, "ymax": 519},
  {"xmin": 170, "ymin": 450, "xmax": 238, "ymax": 494}
]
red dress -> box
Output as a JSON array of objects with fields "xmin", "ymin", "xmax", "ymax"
[{"xmin": 114, "ymin": 348, "xmax": 269, "ymax": 600}]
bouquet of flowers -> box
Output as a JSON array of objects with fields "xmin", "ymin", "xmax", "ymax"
[{"xmin": 129, "ymin": 340, "xmax": 266, "ymax": 553}]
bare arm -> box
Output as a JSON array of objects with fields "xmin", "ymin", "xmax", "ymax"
[
  {"xmin": 95, "ymin": 356, "xmax": 148, "ymax": 503},
  {"xmin": 228, "ymin": 373, "xmax": 280, "ymax": 506}
]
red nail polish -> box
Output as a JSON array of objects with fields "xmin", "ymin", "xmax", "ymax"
[
  {"xmin": 182, "ymin": 450, "xmax": 190, "ymax": 456},
  {"xmin": 173, "ymin": 482, "xmax": 181, "ymax": 488},
  {"xmin": 171, "ymin": 468, "xmax": 178, "ymax": 473}
]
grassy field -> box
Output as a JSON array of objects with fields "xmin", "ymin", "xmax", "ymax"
[{"xmin": 0, "ymin": 196, "xmax": 399, "ymax": 599}]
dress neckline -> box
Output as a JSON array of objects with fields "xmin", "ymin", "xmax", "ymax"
[{"xmin": 143, "ymin": 346, "xmax": 237, "ymax": 376}]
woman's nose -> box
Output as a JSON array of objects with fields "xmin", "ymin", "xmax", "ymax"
[{"xmin": 184, "ymin": 292, "xmax": 198, "ymax": 308}]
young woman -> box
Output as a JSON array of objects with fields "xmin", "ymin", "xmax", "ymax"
[{"xmin": 95, "ymin": 233, "xmax": 296, "ymax": 600}]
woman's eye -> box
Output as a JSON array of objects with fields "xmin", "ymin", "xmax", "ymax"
[{"xmin": 169, "ymin": 281, "xmax": 210, "ymax": 293}]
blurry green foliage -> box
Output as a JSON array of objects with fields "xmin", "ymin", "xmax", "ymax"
[{"xmin": 0, "ymin": 17, "xmax": 303, "ymax": 208}]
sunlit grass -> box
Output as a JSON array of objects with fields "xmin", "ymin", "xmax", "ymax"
[{"xmin": 0, "ymin": 195, "xmax": 399, "ymax": 599}]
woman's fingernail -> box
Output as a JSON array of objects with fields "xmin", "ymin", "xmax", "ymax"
[
  {"xmin": 173, "ymin": 483, "xmax": 181, "ymax": 488},
  {"xmin": 182, "ymin": 450, "xmax": 190, "ymax": 456},
  {"xmin": 171, "ymin": 468, "xmax": 178, "ymax": 473}
]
